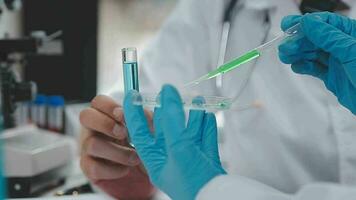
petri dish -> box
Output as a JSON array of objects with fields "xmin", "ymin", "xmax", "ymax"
[{"xmin": 132, "ymin": 93, "xmax": 233, "ymax": 111}]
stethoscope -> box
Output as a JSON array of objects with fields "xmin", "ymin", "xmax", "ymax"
[
  {"xmin": 217, "ymin": 0, "xmax": 272, "ymax": 111},
  {"xmin": 216, "ymin": 0, "xmax": 240, "ymax": 89}
]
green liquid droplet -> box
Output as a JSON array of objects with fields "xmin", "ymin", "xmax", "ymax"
[{"xmin": 219, "ymin": 103, "xmax": 227, "ymax": 108}]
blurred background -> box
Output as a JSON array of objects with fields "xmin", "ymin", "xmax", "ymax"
[
  {"xmin": 98, "ymin": 0, "xmax": 177, "ymax": 95},
  {"xmin": 6, "ymin": 0, "xmax": 177, "ymax": 102},
  {"xmin": 0, "ymin": 0, "xmax": 177, "ymax": 198}
]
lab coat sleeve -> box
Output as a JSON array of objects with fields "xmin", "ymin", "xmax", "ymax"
[{"xmin": 197, "ymin": 175, "xmax": 356, "ymax": 200}]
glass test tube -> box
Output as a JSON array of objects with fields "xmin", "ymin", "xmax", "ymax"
[
  {"xmin": 122, "ymin": 48, "xmax": 139, "ymax": 95},
  {"xmin": 122, "ymin": 48, "xmax": 139, "ymax": 147}
]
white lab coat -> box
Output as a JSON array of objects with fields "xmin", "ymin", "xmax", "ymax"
[{"xmin": 136, "ymin": 0, "xmax": 356, "ymax": 199}]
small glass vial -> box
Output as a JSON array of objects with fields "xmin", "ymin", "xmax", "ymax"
[
  {"xmin": 14, "ymin": 102, "xmax": 31, "ymax": 126},
  {"xmin": 48, "ymin": 96, "xmax": 65, "ymax": 133},
  {"xmin": 31, "ymin": 95, "xmax": 47, "ymax": 129}
]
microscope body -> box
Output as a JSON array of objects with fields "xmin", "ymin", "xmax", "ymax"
[{"xmin": 0, "ymin": 38, "xmax": 38, "ymax": 129}]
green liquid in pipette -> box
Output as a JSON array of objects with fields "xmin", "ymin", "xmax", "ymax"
[
  {"xmin": 186, "ymin": 49, "xmax": 260, "ymax": 86},
  {"xmin": 214, "ymin": 49, "xmax": 260, "ymax": 76}
]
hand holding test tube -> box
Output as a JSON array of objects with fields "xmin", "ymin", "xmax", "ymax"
[{"xmin": 122, "ymin": 48, "xmax": 234, "ymax": 111}]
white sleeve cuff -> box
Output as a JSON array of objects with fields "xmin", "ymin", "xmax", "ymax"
[
  {"xmin": 196, "ymin": 175, "xmax": 290, "ymax": 200},
  {"xmin": 153, "ymin": 190, "xmax": 171, "ymax": 200}
]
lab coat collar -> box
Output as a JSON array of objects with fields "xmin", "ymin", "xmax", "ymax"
[
  {"xmin": 246, "ymin": 0, "xmax": 301, "ymax": 38},
  {"xmin": 243, "ymin": 0, "xmax": 301, "ymax": 37},
  {"xmin": 244, "ymin": 0, "xmax": 300, "ymax": 10},
  {"xmin": 244, "ymin": 0, "xmax": 277, "ymax": 10}
]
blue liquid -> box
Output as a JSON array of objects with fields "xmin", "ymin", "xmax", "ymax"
[{"xmin": 123, "ymin": 62, "xmax": 139, "ymax": 94}]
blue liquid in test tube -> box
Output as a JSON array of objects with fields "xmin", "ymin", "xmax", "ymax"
[
  {"xmin": 122, "ymin": 47, "xmax": 139, "ymax": 147},
  {"xmin": 122, "ymin": 48, "xmax": 139, "ymax": 95}
]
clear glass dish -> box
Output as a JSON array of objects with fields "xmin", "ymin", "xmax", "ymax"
[{"xmin": 131, "ymin": 93, "xmax": 233, "ymax": 111}]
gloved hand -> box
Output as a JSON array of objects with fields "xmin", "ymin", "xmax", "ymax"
[
  {"xmin": 279, "ymin": 12, "xmax": 356, "ymax": 114},
  {"xmin": 79, "ymin": 95, "xmax": 155, "ymax": 199},
  {"xmin": 123, "ymin": 85, "xmax": 226, "ymax": 200}
]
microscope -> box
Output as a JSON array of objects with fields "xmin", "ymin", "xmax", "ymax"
[
  {"xmin": 0, "ymin": 1, "xmax": 75, "ymax": 198},
  {"xmin": 0, "ymin": 0, "xmax": 37, "ymax": 129},
  {"xmin": 0, "ymin": 38, "xmax": 38, "ymax": 129}
]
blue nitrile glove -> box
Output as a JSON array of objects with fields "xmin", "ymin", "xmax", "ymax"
[
  {"xmin": 279, "ymin": 12, "xmax": 356, "ymax": 114},
  {"xmin": 123, "ymin": 85, "xmax": 226, "ymax": 200}
]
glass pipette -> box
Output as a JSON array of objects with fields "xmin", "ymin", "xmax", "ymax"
[{"xmin": 185, "ymin": 23, "xmax": 301, "ymax": 87}]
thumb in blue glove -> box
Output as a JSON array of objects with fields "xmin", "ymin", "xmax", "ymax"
[
  {"xmin": 279, "ymin": 12, "xmax": 356, "ymax": 114},
  {"xmin": 123, "ymin": 85, "xmax": 226, "ymax": 200}
]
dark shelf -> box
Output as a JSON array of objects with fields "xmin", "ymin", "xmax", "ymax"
[{"xmin": 23, "ymin": 0, "xmax": 98, "ymax": 102}]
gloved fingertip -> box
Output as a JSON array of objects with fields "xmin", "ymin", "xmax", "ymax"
[
  {"xmin": 161, "ymin": 84, "xmax": 178, "ymax": 93},
  {"xmin": 191, "ymin": 96, "xmax": 206, "ymax": 109},
  {"xmin": 122, "ymin": 90, "xmax": 153, "ymax": 147},
  {"xmin": 278, "ymin": 43, "xmax": 301, "ymax": 64},
  {"xmin": 123, "ymin": 90, "xmax": 140, "ymax": 109},
  {"xmin": 123, "ymin": 90, "xmax": 147, "ymax": 129},
  {"xmin": 187, "ymin": 97, "xmax": 206, "ymax": 131},
  {"xmin": 277, "ymin": 44, "xmax": 283, "ymax": 54},
  {"xmin": 192, "ymin": 96, "xmax": 205, "ymax": 104},
  {"xmin": 281, "ymin": 15, "xmax": 302, "ymax": 31},
  {"xmin": 159, "ymin": 85, "xmax": 186, "ymax": 147},
  {"xmin": 291, "ymin": 62, "xmax": 312, "ymax": 75},
  {"xmin": 302, "ymin": 14, "xmax": 322, "ymax": 24},
  {"xmin": 301, "ymin": 12, "xmax": 328, "ymax": 33},
  {"xmin": 161, "ymin": 84, "xmax": 182, "ymax": 108},
  {"xmin": 291, "ymin": 64, "xmax": 302, "ymax": 74},
  {"xmin": 278, "ymin": 42, "xmax": 289, "ymax": 54},
  {"xmin": 279, "ymin": 36, "xmax": 301, "ymax": 52},
  {"xmin": 205, "ymin": 113, "xmax": 217, "ymax": 126},
  {"xmin": 278, "ymin": 51, "xmax": 291, "ymax": 64}
]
